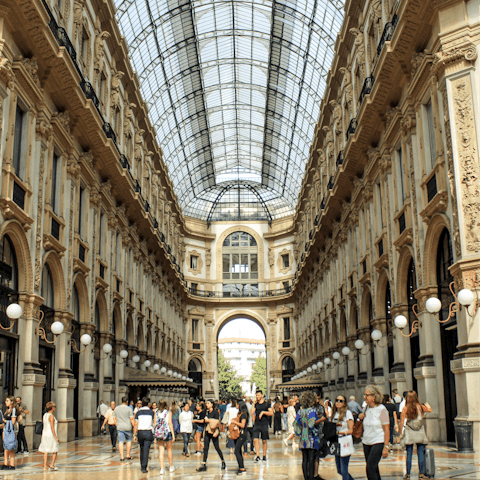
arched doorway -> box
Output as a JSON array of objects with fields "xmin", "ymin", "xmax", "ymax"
[
  {"xmin": 0, "ymin": 235, "xmax": 19, "ymax": 399},
  {"xmin": 216, "ymin": 317, "xmax": 266, "ymax": 398},
  {"xmin": 437, "ymin": 228, "xmax": 456, "ymax": 441},
  {"xmin": 407, "ymin": 259, "xmax": 420, "ymax": 393},
  {"xmin": 281, "ymin": 356, "xmax": 295, "ymax": 383},
  {"xmin": 188, "ymin": 358, "xmax": 203, "ymax": 398},
  {"xmin": 40, "ymin": 264, "xmax": 56, "ymax": 410}
]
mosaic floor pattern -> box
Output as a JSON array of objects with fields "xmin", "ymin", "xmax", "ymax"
[{"xmin": 1, "ymin": 434, "xmax": 478, "ymax": 479}]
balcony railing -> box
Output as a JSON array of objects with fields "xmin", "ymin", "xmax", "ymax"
[
  {"xmin": 309, "ymin": 228, "xmax": 314, "ymax": 240},
  {"xmin": 336, "ymin": 150, "xmax": 344, "ymax": 167},
  {"xmin": 320, "ymin": 197, "xmax": 326, "ymax": 209},
  {"xmin": 80, "ymin": 79, "xmax": 100, "ymax": 112},
  {"xmin": 359, "ymin": 76, "xmax": 375, "ymax": 105},
  {"xmin": 346, "ymin": 118, "xmax": 358, "ymax": 140},
  {"xmin": 102, "ymin": 122, "xmax": 117, "ymax": 145},
  {"xmin": 377, "ymin": 15, "xmax": 399, "ymax": 58},
  {"xmin": 314, "ymin": 214, "xmax": 319, "ymax": 226},
  {"xmin": 188, "ymin": 286, "xmax": 292, "ymax": 298},
  {"xmin": 327, "ymin": 176, "xmax": 334, "ymax": 190}
]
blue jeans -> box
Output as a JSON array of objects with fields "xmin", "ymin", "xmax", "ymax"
[
  {"xmin": 335, "ymin": 454, "xmax": 354, "ymax": 480},
  {"xmin": 182, "ymin": 432, "xmax": 190, "ymax": 454},
  {"xmin": 406, "ymin": 443, "xmax": 425, "ymax": 475}
]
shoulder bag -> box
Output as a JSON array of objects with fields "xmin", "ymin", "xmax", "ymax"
[
  {"xmin": 3, "ymin": 420, "xmax": 17, "ymax": 451},
  {"xmin": 35, "ymin": 420, "xmax": 44, "ymax": 435},
  {"xmin": 227, "ymin": 415, "xmax": 241, "ymax": 440}
]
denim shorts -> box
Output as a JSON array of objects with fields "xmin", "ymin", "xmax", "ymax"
[
  {"xmin": 157, "ymin": 432, "xmax": 173, "ymax": 442},
  {"xmin": 196, "ymin": 426, "xmax": 204, "ymax": 434},
  {"xmin": 118, "ymin": 430, "xmax": 133, "ymax": 443}
]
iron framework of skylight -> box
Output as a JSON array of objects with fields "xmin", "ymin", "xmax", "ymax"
[{"xmin": 115, "ymin": 0, "xmax": 344, "ymax": 221}]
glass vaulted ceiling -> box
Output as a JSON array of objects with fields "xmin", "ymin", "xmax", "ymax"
[{"xmin": 115, "ymin": 0, "xmax": 344, "ymax": 221}]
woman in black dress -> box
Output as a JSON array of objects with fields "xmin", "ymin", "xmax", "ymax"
[
  {"xmin": 273, "ymin": 399, "xmax": 283, "ymax": 435},
  {"xmin": 232, "ymin": 402, "xmax": 248, "ymax": 475},
  {"xmin": 196, "ymin": 400, "xmax": 225, "ymax": 472}
]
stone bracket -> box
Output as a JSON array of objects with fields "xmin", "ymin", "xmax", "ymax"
[
  {"xmin": 451, "ymin": 357, "xmax": 480, "ymax": 373},
  {"xmin": 22, "ymin": 374, "xmax": 46, "ymax": 387}
]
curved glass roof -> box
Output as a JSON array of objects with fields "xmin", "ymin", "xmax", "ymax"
[{"xmin": 115, "ymin": 0, "xmax": 344, "ymax": 221}]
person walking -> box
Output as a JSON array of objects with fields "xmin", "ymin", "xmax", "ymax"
[
  {"xmin": 179, "ymin": 402, "xmax": 194, "ymax": 457},
  {"xmin": 196, "ymin": 399, "xmax": 225, "ymax": 472},
  {"xmin": 155, "ymin": 399, "xmax": 176, "ymax": 474},
  {"xmin": 192, "ymin": 402, "xmax": 205, "ymax": 455},
  {"xmin": 282, "ymin": 399, "xmax": 289, "ymax": 431},
  {"xmin": 293, "ymin": 391, "xmax": 319, "ymax": 480},
  {"xmin": 348, "ymin": 396, "xmax": 363, "ymax": 422},
  {"xmin": 232, "ymin": 401, "xmax": 248, "ymax": 475},
  {"xmin": 251, "ymin": 390, "xmax": 273, "ymax": 462},
  {"xmin": 15, "ymin": 396, "xmax": 29, "ymax": 455},
  {"xmin": 273, "ymin": 399, "xmax": 283, "ymax": 435},
  {"xmin": 2, "ymin": 396, "xmax": 17, "ymax": 470},
  {"xmin": 244, "ymin": 397, "xmax": 255, "ymax": 455},
  {"xmin": 283, "ymin": 398, "xmax": 298, "ymax": 447},
  {"xmin": 359, "ymin": 385, "xmax": 390, "ymax": 480},
  {"xmin": 382, "ymin": 395, "xmax": 398, "ymax": 449},
  {"xmin": 97, "ymin": 400, "xmax": 108, "ymax": 434},
  {"xmin": 133, "ymin": 397, "xmax": 155, "ymax": 474},
  {"xmin": 101, "ymin": 401, "xmax": 117, "ymax": 451},
  {"xmin": 313, "ymin": 394, "xmax": 327, "ymax": 480},
  {"xmin": 332, "ymin": 394, "xmax": 355, "ymax": 480},
  {"xmin": 38, "ymin": 401, "xmax": 59, "ymax": 471},
  {"xmin": 170, "ymin": 400, "xmax": 180, "ymax": 436},
  {"xmin": 400, "ymin": 391, "xmax": 432, "ymax": 480},
  {"xmin": 226, "ymin": 399, "xmax": 239, "ymax": 454},
  {"xmin": 114, "ymin": 397, "xmax": 135, "ymax": 461}
]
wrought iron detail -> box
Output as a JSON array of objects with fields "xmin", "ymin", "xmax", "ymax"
[
  {"xmin": 427, "ymin": 174, "xmax": 437, "ymax": 203},
  {"xmin": 359, "ymin": 76, "xmax": 375, "ymax": 105},
  {"xmin": 346, "ymin": 118, "xmax": 358, "ymax": 140},
  {"xmin": 13, "ymin": 182, "xmax": 26, "ymax": 209}
]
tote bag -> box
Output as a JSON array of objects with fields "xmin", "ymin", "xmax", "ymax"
[
  {"xmin": 339, "ymin": 435, "xmax": 355, "ymax": 457},
  {"xmin": 3, "ymin": 420, "xmax": 17, "ymax": 451}
]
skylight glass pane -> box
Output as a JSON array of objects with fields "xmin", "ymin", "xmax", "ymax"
[{"xmin": 114, "ymin": 0, "xmax": 344, "ymax": 221}]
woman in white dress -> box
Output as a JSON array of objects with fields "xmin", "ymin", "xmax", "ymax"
[
  {"xmin": 283, "ymin": 399, "xmax": 298, "ymax": 447},
  {"xmin": 39, "ymin": 401, "xmax": 59, "ymax": 471}
]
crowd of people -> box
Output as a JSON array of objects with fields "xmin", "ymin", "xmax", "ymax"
[{"xmin": 0, "ymin": 387, "xmax": 432, "ymax": 478}]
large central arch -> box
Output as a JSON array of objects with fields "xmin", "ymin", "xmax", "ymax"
[{"xmin": 212, "ymin": 309, "xmax": 271, "ymax": 398}]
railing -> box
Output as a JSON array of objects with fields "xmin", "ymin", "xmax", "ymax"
[
  {"xmin": 51, "ymin": 218, "xmax": 60, "ymax": 240},
  {"xmin": 167, "ymin": 245, "xmax": 171, "ymax": 255},
  {"xmin": 13, "ymin": 182, "xmax": 26, "ymax": 209},
  {"xmin": 377, "ymin": 14, "xmax": 399, "ymax": 58},
  {"xmin": 80, "ymin": 79, "xmax": 101, "ymax": 112},
  {"xmin": 327, "ymin": 176, "xmax": 334, "ymax": 190},
  {"xmin": 304, "ymin": 242, "xmax": 309, "ymax": 252},
  {"xmin": 314, "ymin": 214, "xmax": 319, "ymax": 226},
  {"xmin": 320, "ymin": 197, "xmax": 326, "ymax": 209},
  {"xmin": 188, "ymin": 286, "xmax": 293, "ymax": 298},
  {"xmin": 359, "ymin": 76, "xmax": 375, "ymax": 105},
  {"xmin": 160, "ymin": 233, "xmax": 165, "ymax": 243},
  {"xmin": 153, "ymin": 218, "xmax": 158, "ymax": 229},
  {"xmin": 346, "ymin": 118, "xmax": 358, "ymax": 140},
  {"xmin": 134, "ymin": 180, "xmax": 141, "ymax": 195},
  {"xmin": 309, "ymin": 228, "xmax": 314, "ymax": 240},
  {"xmin": 102, "ymin": 123, "xmax": 117, "ymax": 145},
  {"xmin": 427, "ymin": 174, "xmax": 437, "ymax": 203},
  {"xmin": 144, "ymin": 201, "xmax": 150, "ymax": 213},
  {"xmin": 336, "ymin": 150, "xmax": 344, "ymax": 167}
]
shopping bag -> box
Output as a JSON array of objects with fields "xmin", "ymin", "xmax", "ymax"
[{"xmin": 339, "ymin": 435, "xmax": 355, "ymax": 457}]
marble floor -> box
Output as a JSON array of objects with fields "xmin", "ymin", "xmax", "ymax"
[{"xmin": 1, "ymin": 434, "xmax": 478, "ymax": 479}]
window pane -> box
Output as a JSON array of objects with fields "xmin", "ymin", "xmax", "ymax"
[
  {"xmin": 250, "ymin": 236, "xmax": 257, "ymax": 247},
  {"xmin": 223, "ymin": 236, "xmax": 230, "ymax": 247},
  {"xmin": 223, "ymin": 254, "xmax": 230, "ymax": 279},
  {"xmin": 251, "ymin": 284, "xmax": 258, "ymax": 297},
  {"xmin": 250, "ymin": 254, "xmax": 258, "ymax": 272},
  {"xmin": 232, "ymin": 254, "xmax": 239, "ymax": 279}
]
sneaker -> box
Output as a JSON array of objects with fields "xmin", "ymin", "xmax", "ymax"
[
  {"xmin": 159, "ymin": 469, "xmax": 165, "ymax": 475},
  {"xmin": 196, "ymin": 465, "xmax": 207, "ymax": 472},
  {"xmin": 195, "ymin": 451, "xmax": 202, "ymax": 456},
  {"xmin": 403, "ymin": 475, "xmax": 410, "ymax": 480},
  {"xmin": 254, "ymin": 456, "xmax": 260, "ymax": 463},
  {"xmin": 169, "ymin": 466, "xmax": 176, "ymax": 472},
  {"xmin": 237, "ymin": 469, "xmax": 247, "ymax": 475},
  {"xmin": 262, "ymin": 456, "xmax": 267, "ymax": 462},
  {"xmin": 24, "ymin": 452, "xmax": 30, "ymax": 456},
  {"xmin": 283, "ymin": 439, "xmax": 288, "ymax": 447},
  {"xmin": 221, "ymin": 461, "xmax": 226, "ymax": 470}
]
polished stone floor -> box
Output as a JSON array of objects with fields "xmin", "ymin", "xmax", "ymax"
[{"xmin": 2, "ymin": 434, "xmax": 479, "ymax": 479}]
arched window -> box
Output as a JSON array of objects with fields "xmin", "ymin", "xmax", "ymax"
[
  {"xmin": 0, "ymin": 235, "xmax": 18, "ymax": 291},
  {"xmin": 222, "ymin": 231, "xmax": 258, "ymax": 297},
  {"xmin": 282, "ymin": 355, "xmax": 295, "ymax": 383}
]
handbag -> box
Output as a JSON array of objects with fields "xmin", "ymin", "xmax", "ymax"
[
  {"xmin": 206, "ymin": 418, "xmax": 220, "ymax": 437},
  {"xmin": 35, "ymin": 421, "xmax": 44, "ymax": 435},
  {"xmin": 228, "ymin": 415, "xmax": 241, "ymax": 440},
  {"xmin": 3, "ymin": 420, "xmax": 17, "ymax": 451},
  {"xmin": 403, "ymin": 422, "xmax": 428, "ymax": 445},
  {"xmin": 327, "ymin": 439, "xmax": 340, "ymax": 456},
  {"xmin": 322, "ymin": 420, "xmax": 337, "ymax": 440},
  {"xmin": 339, "ymin": 435, "xmax": 355, "ymax": 457},
  {"xmin": 352, "ymin": 419, "xmax": 363, "ymax": 443}
]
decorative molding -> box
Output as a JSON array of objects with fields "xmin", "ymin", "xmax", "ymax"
[{"xmin": 187, "ymin": 249, "xmax": 203, "ymax": 276}]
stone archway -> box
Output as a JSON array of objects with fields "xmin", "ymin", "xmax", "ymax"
[{"xmin": 211, "ymin": 310, "xmax": 270, "ymax": 398}]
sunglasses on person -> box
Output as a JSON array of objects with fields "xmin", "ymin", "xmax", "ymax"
[{"xmin": 335, "ymin": 399, "xmax": 345, "ymax": 403}]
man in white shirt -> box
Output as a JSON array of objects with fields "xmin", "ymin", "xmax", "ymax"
[
  {"xmin": 97, "ymin": 400, "xmax": 108, "ymax": 434},
  {"xmin": 133, "ymin": 398, "xmax": 155, "ymax": 474},
  {"xmin": 398, "ymin": 391, "xmax": 407, "ymax": 414},
  {"xmin": 179, "ymin": 403, "xmax": 194, "ymax": 456}
]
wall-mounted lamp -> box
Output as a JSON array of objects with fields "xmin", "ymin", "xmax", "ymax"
[
  {"xmin": 153, "ymin": 364, "xmax": 160, "ymax": 372},
  {"xmin": 2, "ymin": 303, "xmax": 22, "ymax": 331},
  {"xmin": 160, "ymin": 366, "xmax": 167, "ymax": 374},
  {"xmin": 36, "ymin": 310, "xmax": 64, "ymax": 344},
  {"xmin": 144, "ymin": 359, "xmax": 151, "ymax": 368},
  {"xmin": 132, "ymin": 355, "xmax": 140, "ymax": 363},
  {"xmin": 425, "ymin": 282, "xmax": 477, "ymax": 322}
]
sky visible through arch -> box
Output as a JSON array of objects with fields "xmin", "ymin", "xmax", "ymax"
[{"xmin": 218, "ymin": 318, "xmax": 265, "ymax": 341}]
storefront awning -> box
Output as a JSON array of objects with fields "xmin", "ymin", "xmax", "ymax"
[
  {"xmin": 277, "ymin": 375, "xmax": 324, "ymax": 390},
  {"xmin": 123, "ymin": 367, "xmax": 197, "ymax": 388}
]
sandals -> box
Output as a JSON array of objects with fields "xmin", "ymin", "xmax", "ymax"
[{"xmin": 403, "ymin": 475, "xmax": 410, "ymax": 479}]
